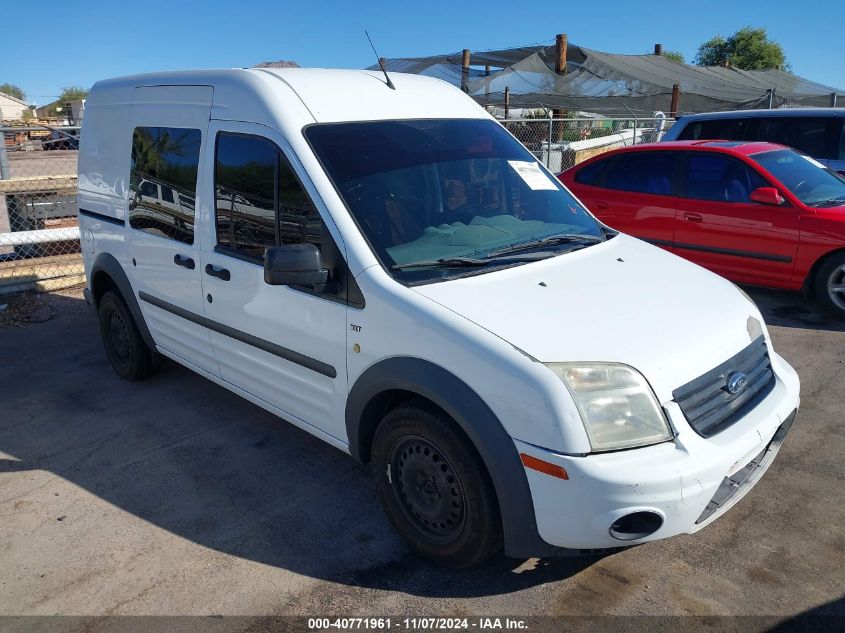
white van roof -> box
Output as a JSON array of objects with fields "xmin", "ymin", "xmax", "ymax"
[{"xmin": 86, "ymin": 68, "xmax": 486, "ymax": 126}]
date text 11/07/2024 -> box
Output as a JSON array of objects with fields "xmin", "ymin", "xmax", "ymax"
[{"xmin": 307, "ymin": 617, "xmax": 529, "ymax": 630}]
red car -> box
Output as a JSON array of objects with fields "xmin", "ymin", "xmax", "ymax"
[{"xmin": 560, "ymin": 140, "xmax": 845, "ymax": 317}]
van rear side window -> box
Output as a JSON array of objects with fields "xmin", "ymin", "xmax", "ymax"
[{"xmin": 129, "ymin": 127, "xmax": 201, "ymax": 244}]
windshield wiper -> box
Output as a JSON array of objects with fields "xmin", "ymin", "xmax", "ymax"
[
  {"xmin": 485, "ymin": 233, "xmax": 603, "ymax": 257},
  {"xmin": 808, "ymin": 197, "xmax": 845, "ymax": 208},
  {"xmin": 390, "ymin": 252, "xmax": 552, "ymax": 271},
  {"xmin": 390, "ymin": 257, "xmax": 490, "ymax": 270}
]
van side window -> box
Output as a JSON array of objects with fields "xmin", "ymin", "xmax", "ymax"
[
  {"xmin": 683, "ymin": 153, "xmax": 768, "ymax": 203},
  {"xmin": 758, "ymin": 117, "xmax": 828, "ymax": 158},
  {"xmin": 838, "ymin": 120, "xmax": 845, "ymax": 161},
  {"xmin": 213, "ymin": 132, "xmax": 361, "ymax": 306},
  {"xmin": 677, "ymin": 118, "xmax": 756, "ymax": 142},
  {"xmin": 215, "ymin": 134, "xmax": 277, "ymax": 260},
  {"xmin": 129, "ymin": 127, "xmax": 201, "ymax": 244},
  {"xmin": 278, "ymin": 157, "xmax": 323, "ymax": 248}
]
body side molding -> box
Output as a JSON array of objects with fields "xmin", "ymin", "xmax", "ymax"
[
  {"xmin": 644, "ymin": 238, "xmax": 793, "ymax": 263},
  {"xmin": 79, "ymin": 208, "xmax": 126, "ymax": 227},
  {"xmin": 138, "ymin": 291, "xmax": 337, "ymax": 379}
]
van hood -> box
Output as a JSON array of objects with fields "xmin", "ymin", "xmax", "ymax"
[{"xmin": 413, "ymin": 234, "xmax": 767, "ymax": 403}]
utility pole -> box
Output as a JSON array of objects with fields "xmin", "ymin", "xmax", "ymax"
[
  {"xmin": 654, "ymin": 43, "xmax": 662, "ymax": 56},
  {"xmin": 461, "ymin": 49, "xmax": 471, "ymax": 93}
]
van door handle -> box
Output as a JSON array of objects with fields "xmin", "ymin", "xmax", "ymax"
[
  {"xmin": 205, "ymin": 263, "xmax": 231, "ymax": 281},
  {"xmin": 683, "ymin": 212, "xmax": 703, "ymax": 223},
  {"xmin": 173, "ymin": 254, "xmax": 195, "ymax": 269},
  {"xmin": 595, "ymin": 201, "xmax": 610, "ymax": 210}
]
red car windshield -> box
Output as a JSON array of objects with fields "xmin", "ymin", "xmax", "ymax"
[{"xmin": 754, "ymin": 149, "xmax": 845, "ymax": 208}]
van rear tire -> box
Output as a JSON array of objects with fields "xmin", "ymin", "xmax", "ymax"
[
  {"xmin": 371, "ymin": 400, "xmax": 503, "ymax": 568},
  {"xmin": 814, "ymin": 253, "xmax": 845, "ymax": 319},
  {"xmin": 98, "ymin": 290, "xmax": 159, "ymax": 381}
]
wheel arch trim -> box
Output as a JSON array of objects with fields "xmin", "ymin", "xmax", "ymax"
[
  {"xmin": 804, "ymin": 247, "xmax": 845, "ymax": 295},
  {"xmin": 90, "ymin": 252, "xmax": 156, "ymax": 349},
  {"xmin": 346, "ymin": 356, "xmax": 558, "ymax": 558}
]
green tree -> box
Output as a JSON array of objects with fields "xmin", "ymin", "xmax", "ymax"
[
  {"xmin": 694, "ymin": 27, "xmax": 788, "ymax": 70},
  {"xmin": 58, "ymin": 86, "xmax": 89, "ymax": 102},
  {"xmin": 0, "ymin": 83, "xmax": 25, "ymax": 100}
]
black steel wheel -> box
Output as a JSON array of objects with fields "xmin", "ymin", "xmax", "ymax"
[
  {"xmin": 98, "ymin": 290, "xmax": 159, "ymax": 381},
  {"xmin": 388, "ymin": 435, "xmax": 466, "ymax": 544},
  {"xmin": 372, "ymin": 399, "xmax": 502, "ymax": 568}
]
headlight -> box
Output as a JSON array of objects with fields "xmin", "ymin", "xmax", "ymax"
[{"xmin": 547, "ymin": 363, "xmax": 673, "ymax": 452}]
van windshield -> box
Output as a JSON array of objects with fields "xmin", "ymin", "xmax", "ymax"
[{"xmin": 305, "ymin": 119, "xmax": 605, "ymax": 284}]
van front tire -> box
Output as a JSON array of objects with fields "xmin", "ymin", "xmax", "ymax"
[
  {"xmin": 98, "ymin": 290, "xmax": 159, "ymax": 381},
  {"xmin": 371, "ymin": 400, "xmax": 503, "ymax": 568}
]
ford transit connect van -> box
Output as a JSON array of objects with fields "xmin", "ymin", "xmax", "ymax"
[{"xmin": 78, "ymin": 69, "xmax": 800, "ymax": 568}]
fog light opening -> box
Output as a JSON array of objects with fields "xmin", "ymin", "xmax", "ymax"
[{"xmin": 609, "ymin": 511, "xmax": 663, "ymax": 541}]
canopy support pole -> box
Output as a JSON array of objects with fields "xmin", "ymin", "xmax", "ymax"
[
  {"xmin": 461, "ymin": 49, "xmax": 471, "ymax": 93},
  {"xmin": 670, "ymin": 84, "xmax": 680, "ymax": 118},
  {"xmin": 485, "ymin": 65, "xmax": 490, "ymax": 98},
  {"xmin": 554, "ymin": 33, "xmax": 568, "ymax": 139}
]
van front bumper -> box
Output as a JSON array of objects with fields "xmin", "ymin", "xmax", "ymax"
[{"xmin": 514, "ymin": 352, "xmax": 800, "ymax": 551}]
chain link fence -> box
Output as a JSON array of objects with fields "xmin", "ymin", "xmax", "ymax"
[
  {"xmin": 497, "ymin": 115, "xmax": 675, "ymax": 173},
  {"xmin": 0, "ymin": 125, "xmax": 83, "ymax": 295}
]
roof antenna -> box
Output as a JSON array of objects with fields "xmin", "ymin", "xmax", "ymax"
[{"xmin": 365, "ymin": 30, "xmax": 395, "ymax": 90}]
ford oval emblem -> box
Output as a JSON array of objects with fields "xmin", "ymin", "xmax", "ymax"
[{"xmin": 726, "ymin": 371, "xmax": 749, "ymax": 395}]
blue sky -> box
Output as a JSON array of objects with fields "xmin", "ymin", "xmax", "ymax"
[{"xmin": 1, "ymin": 0, "xmax": 841, "ymax": 106}]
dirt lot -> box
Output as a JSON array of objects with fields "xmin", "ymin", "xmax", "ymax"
[{"xmin": 0, "ymin": 285, "xmax": 842, "ymax": 628}]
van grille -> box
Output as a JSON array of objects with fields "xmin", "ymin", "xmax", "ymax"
[{"xmin": 673, "ymin": 336, "xmax": 775, "ymax": 438}]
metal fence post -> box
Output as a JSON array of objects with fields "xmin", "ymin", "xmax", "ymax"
[
  {"xmin": 0, "ymin": 128, "xmax": 9, "ymax": 180},
  {"xmin": 547, "ymin": 113, "xmax": 553, "ymax": 167},
  {"xmin": 0, "ymin": 126, "xmax": 11, "ymax": 259},
  {"xmin": 632, "ymin": 117, "xmax": 638, "ymax": 146}
]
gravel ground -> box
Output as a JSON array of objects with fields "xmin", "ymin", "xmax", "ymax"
[{"xmin": 0, "ymin": 284, "xmax": 87, "ymax": 329}]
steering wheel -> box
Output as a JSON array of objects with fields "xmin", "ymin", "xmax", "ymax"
[{"xmin": 791, "ymin": 180, "xmax": 808, "ymax": 194}]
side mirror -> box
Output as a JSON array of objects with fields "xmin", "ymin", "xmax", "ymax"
[
  {"xmin": 264, "ymin": 243, "xmax": 329, "ymax": 287},
  {"xmin": 749, "ymin": 186, "xmax": 785, "ymax": 206}
]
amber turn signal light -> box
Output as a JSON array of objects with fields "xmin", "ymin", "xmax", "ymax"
[{"xmin": 520, "ymin": 453, "xmax": 569, "ymax": 480}]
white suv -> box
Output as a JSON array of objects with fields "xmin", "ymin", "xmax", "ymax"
[{"xmin": 77, "ymin": 69, "xmax": 800, "ymax": 567}]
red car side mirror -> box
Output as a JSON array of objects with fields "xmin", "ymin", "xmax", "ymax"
[{"xmin": 749, "ymin": 187, "xmax": 785, "ymax": 206}]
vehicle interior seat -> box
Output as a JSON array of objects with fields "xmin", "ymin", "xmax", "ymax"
[
  {"xmin": 723, "ymin": 164, "xmax": 751, "ymax": 202},
  {"xmin": 647, "ymin": 175, "xmax": 672, "ymax": 195}
]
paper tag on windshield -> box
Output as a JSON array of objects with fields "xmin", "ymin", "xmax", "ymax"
[
  {"xmin": 508, "ymin": 160, "xmax": 558, "ymax": 190},
  {"xmin": 802, "ymin": 155, "xmax": 826, "ymax": 169}
]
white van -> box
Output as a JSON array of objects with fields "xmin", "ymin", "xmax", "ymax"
[{"xmin": 78, "ymin": 69, "xmax": 800, "ymax": 568}]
